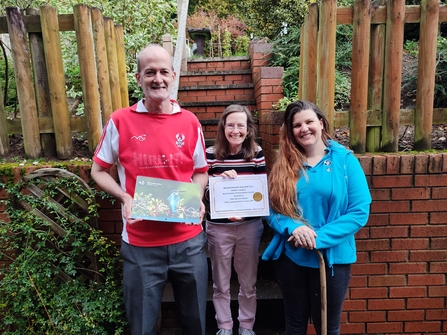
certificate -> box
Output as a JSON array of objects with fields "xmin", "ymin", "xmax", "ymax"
[{"xmin": 209, "ymin": 174, "xmax": 269, "ymax": 219}]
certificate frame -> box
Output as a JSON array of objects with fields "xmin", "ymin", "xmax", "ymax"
[
  {"xmin": 131, "ymin": 176, "xmax": 201, "ymax": 224},
  {"xmin": 208, "ymin": 174, "xmax": 269, "ymax": 219}
]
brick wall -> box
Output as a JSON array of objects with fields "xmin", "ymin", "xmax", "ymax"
[{"xmin": 1, "ymin": 154, "xmax": 446, "ymax": 333}]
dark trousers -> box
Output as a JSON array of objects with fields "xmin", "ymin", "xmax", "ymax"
[
  {"xmin": 274, "ymin": 254, "xmax": 351, "ymax": 335},
  {"xmin": 121, "ymin": 231, "xmax": 208, "ymax": 335}
]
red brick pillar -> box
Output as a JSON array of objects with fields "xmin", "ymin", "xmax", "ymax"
[{"xmin": 249, "ymin": 42, "xmax": 284, "ymax": 172}]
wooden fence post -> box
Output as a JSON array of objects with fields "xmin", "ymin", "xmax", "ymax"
[
  {"xmin": 299, "ymin": 2, "xmax": 318, "ymax": 104},
  {"xmin": 414, "ymin": 0, "xmax": 439, "ymax": 150},
  {"xmin": 40, "ymin": 5, "xmax": 73, "ymax": 159},
  {"xmin": 366, "ymin": 0, "xmax": 387, "ymax": 152},
  {"xmin": 6, "ymin": 7, "xmax": 41, "ymax": 158},
  {"xmin": 381, "ymin": 0, "xmax": 405, "ymax": 152},
  {"xmin": 91, "ymin": 7, "xmax": 113, "ymax": 126},
  {"xmin": 115, "ymin": 25, "xmax": 129, "ymax": 108},
  {"xmin": 73, "ymin": 4, "xmax": 102, "ymax": 153},
  {"xmin": 316, "ymin": 0, "xmax": 337, "ymax": 134},
  {"xmin": 104, "ymin": 17, "xmax": 122, "ymax": 112},
  {"xmin": 27, "ymin": 8, "xmax": 56, "ymax": 158},
  {"xmin": 349, "ymin": 0, "xmax": 371, "ymax": 153}
]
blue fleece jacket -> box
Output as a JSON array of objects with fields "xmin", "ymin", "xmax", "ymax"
[{"xmin": 262, "ymin": 140, "xmax": 371, "ymax": 269}]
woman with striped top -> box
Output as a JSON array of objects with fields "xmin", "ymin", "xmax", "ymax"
[{"xmin": 205, "ymin": 104, "xmax": 266, "ymax": 335}]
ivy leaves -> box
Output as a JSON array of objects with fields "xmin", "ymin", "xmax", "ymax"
[{"xmin": 0, "ymin": 170, "xmax": 126, "ymax": 334}]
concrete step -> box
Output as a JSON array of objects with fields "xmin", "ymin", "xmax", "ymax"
[
  {"xmin": 161, "ymin": 278, "xmax": 282, "ymax": 303},
  {"xmin": 160, "ymin": 298, "xmax": 285, "ymax": 335}
]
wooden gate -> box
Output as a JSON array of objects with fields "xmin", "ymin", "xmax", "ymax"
[
  {"xmin": 299, "ymin": 0, "xmax": 447, "ymax": 152},
  {"xmin": 0, "ymin": 5, "xmax": 129, "ymax": 159}
]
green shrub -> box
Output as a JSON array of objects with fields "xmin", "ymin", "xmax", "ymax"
[{"xmin": 0, "ymin": 172, "xmax": 126, "ymax": 334}]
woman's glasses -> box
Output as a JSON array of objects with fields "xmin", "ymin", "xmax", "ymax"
[{"xmin": 225, "ymin": 124, "xmax": 247, "ymax": 131}]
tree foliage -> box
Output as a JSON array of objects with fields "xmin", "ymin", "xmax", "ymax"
[
  {"xmin": 239, "ymin": 0, "xmax": 309, "ymax": 40},
  {"xmin": 1, "ymin": 0, "xmax": 177, "ymax": 108},
  {"xmin": 188, "ymin": 0, "xmax": 241, "ymax": 17}
]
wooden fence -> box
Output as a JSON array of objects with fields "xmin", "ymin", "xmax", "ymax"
[
  {"xmin": 0, "ymin": 5, "xmax": 129, "ymax": 159},
  {"xmin": 299, "ymin": 0, "xmax": 447, "ymax": 153}
]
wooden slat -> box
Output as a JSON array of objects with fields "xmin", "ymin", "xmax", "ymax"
[
  {"xmin": 6, "ymin": 116, "xmax": 87, "ymax": 134},
  {"xmin": 6, "ymin": 7, "xmax": 41, "ymax": 158},
  {"xmin": 40, "ymin": 5, "xmax": 73, "ymax": 159},
  {"xmin": 317, "ymin": 0, "xmax": 337, "ymax": 133},
  {"xmin": 299, "ymin": 3, "xmax": 318, "ymax": 103},
  {"xmin": 414, "ymin": 0, "xmax": 440, "ymax": 150},
  {"xmin": 338, "ymin": 4, "xmax": 446, "ymax": 24},
  {"xmin": 2, "ymin": 4, "xmax": 445, "ymax": 35},
  {"xmin": 336, "ymin": 7, "xmax": 353, "ymax": 24},
  {"xmin": 73, "ymin": 4, "xmax": 102, "ymax": 153},
  {"xmin": 0, "ymin": 13, "xmax": 74, "ymax": 33},
  {"xmin": 91, "ymin": 8, "xmax": 113, "ymax": 126},
  {"xmin": 24, "ymin": 183, "xmax": 88, "ymax": 226},
  {"xmin": 115, "ymin": 24, "xmax": 129, "ymax": 108},
  {"xmin": 27, "ymin": 7, "xmax": 56, "ymax": 158},
  {"xmin": 23, "ymin": 168, "xmax": 95, "ymax": 195},
  {"xmin": 349, "ymin": 0, "xmax": 371, "ymax": 153},
  {"xmin": 381, "ymin": 0, "xmax": 406, "ymax": 152},
  {"xmin": 366, "ymin": 0, "xmax": 387, "ymax": 152},
  {"xmin": 440, "ymin": 5, "xmax": 447, "ymax": 22},
  {"xmin": 104, "ymin": 17, "xmax": 122, "ymax": 112}
]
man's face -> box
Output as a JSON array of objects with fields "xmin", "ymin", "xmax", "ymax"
[{"xmin": 135, "ymin": 47, "xmax": 176, "ymax": 103}]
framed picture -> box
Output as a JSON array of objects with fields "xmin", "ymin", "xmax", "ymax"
[{"xmin": 131, "ymin": 176, "xmax": 201, "ymax": 224}]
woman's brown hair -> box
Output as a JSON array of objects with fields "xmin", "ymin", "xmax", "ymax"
[
  {"xmin": 268, "ymin": 100, "xmax": 331, "ymax": 219},
  {"xmin": 213, "ymin": 104, "xmax": 258, "ymax": 160}
]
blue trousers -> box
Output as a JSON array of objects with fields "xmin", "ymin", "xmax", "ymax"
[
  {"xmin": 121, "ymin": 231, "xmax": 208, "ymax": 335},
  {"xmin": 274, "ymin": 254, "xmax": 351, "ymax": 335}
]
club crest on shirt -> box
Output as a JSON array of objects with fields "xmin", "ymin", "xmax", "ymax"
[{"xmin": 176, "ymin": 133, "xmax": 185, "ymax": 148}]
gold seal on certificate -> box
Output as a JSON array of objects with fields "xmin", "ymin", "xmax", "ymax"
[
  {"xmin": 253, "ymin": 192, "xmax": 263, "ymax": 202},
  {"xmin": 208, "ymin": 175, "xmax": 270, "ymax": 219}
]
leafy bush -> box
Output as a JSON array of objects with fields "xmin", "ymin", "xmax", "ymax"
[
  {"xmin": 434, "ymin": 36, "xmax": 447, "ymax": 106},
  {"xmin": 402, "ymin": 35, "xmax": 447, "ymax": 108},
  {"xmin": 239, "ymin": 0, "xmax": 308, "ymax": 40},
  {"xmin": 0, "ymin": 52, "xmax": 17, "ymax": 117},
  {"xmin": 234, "ymin": 35, "xmax": 250, "ymax": 56},
  {"xmin": 186, "ymin": 9, "xmax": 248, "ymax": 57},
  {"xmin": 270, "ymin": 23, "xmax": 353, "ymax": 111},
  {"xmin": 0, "ymin": 170, "xmax": 126, "ymax": 334},
  {"xmin": 270, "ymin": 25, "xmax": 301, "ymax": 100}
]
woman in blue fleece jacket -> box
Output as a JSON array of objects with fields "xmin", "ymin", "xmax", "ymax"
[{"xmin": 262, "ymin": 101, "xmax": 371, "ymax": 335}]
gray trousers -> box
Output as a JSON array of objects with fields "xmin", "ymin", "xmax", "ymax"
[{"xmin": 121, "ymin": 231, "xmax": 208, "ymax": 335}]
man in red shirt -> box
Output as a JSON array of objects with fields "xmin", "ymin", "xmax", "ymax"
[{"xmin": 91, "ymin": 44, "xmax": 209, "ymax": 335}]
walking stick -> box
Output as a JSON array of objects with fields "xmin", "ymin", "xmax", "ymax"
[{"xmin": 315, "ymin": 250, "xmax": 327, "ymax": 335}]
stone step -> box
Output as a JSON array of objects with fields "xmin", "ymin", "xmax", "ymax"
[{"xmin": 161, "ymin": 278, "xmax": 282, "ymax": 303}]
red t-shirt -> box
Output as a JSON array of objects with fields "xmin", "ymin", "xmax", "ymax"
[{"xmin": 94, "ymin": 100, "xmax": 208, "ymax": 246}]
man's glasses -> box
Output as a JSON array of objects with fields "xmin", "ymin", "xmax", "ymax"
[{"xmin": 225, "ymin": 124, "xmax": 247, "ymax": 131}]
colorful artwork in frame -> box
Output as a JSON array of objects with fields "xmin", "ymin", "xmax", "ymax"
[{"xmin": 131, "ymin": 176, "xmax": 201, "ymax": 224}]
